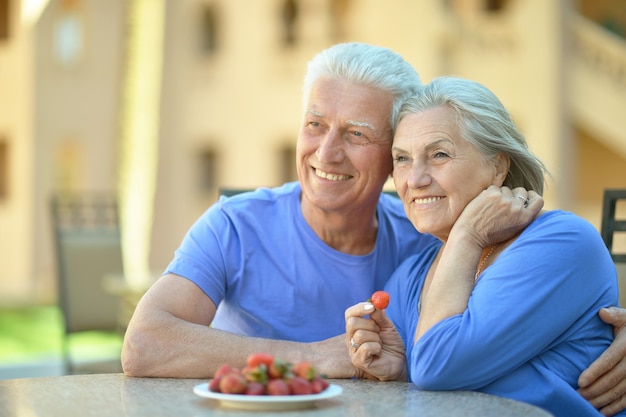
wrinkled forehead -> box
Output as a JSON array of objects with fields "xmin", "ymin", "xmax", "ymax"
[{"xmin": 306, "ymin": 77, "xmax": 394, "ymax": 124}]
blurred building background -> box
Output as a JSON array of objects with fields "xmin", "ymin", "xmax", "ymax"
[{"xmin": 0, "ymin": 0, "xmax": 625, "ymax": 305}]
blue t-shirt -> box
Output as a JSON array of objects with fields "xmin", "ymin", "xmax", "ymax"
[
  {"xmin": 385, "ymin": 210, "xmax": 622, "ymax": 417},
  {"xmin": 165, "ymin": 181, "xmax": 438, "ymax": 342}
]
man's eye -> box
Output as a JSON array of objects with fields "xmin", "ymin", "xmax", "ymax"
[{"xmin": 347, "ymin": 131, "xmax": 372, "ymax": 145}]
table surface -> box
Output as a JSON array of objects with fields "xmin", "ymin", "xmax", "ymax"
[{"xmin": 0, "ymin": 373, "xmax": 553, "ymax": 417}]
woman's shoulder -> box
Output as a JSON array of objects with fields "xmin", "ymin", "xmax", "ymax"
[
  {"xmin": 529, "ymin": 210, "xmax": 600, "ymax": 237},
  {"xmin": 519, "ymin": 210, "xmax": 609, "ymax": 262}
]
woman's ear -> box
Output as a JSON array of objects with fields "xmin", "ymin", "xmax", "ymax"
[{"xmin": 493, "ymin": 153, "xmax": 510, "ymax": 185}]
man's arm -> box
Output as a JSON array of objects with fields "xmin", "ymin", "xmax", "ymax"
[
  {"xmin": 578, "ymin": 307, "xmax": 626, "ymax": 416},
  {"xmin": 121, "ymin": 274, "xmax": 354, "ymax": 378}
]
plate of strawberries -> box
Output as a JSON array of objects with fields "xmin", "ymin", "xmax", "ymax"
[{"xmin": 193, "ymin": 353, "xmax": 342, "ymax": 410}]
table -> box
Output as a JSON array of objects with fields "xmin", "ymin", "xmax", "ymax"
[{"xmin": 0, "ymin": 373, "xmax": 553, "ymax": 417}]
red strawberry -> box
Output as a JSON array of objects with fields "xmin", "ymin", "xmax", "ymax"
[
  {"xmin": 369, "ymin": 290, "xmax": 390, "ymax": 310},
  {"xmin": 246, "ymin": 352, "xmax": 275, "ymax": 369},
  {"xmin": 268, "ymin": 358, "xmax": 291, "ymax": 379},
  {"xmin": 214, "ymin": 363, "xmax": 236, "ymax": 379},
  {"xmin": 242, "ymin": 365, "xmax": 268, "ymax": 384},
  {"xmin": 267, "ymin": 379, "xmax": 290, "ymax": 396},
  {"xmin": 219, "ymin": 372, "xmax": 248, "ymax": 394},
  {"xmin": 292, "ymin": 361, "xmax": 316, "ymax": 381},
  {"xmin": 208, "ymin": 376, "xmax": 222, "ymax": 392},
  {"xmin": 311, "ymin": 375, "xmax": 330, "ymax": 394},
  {"xmin": 245, "ymin": 381, "xmax": 266, "ymax": 395},
  {"xmin": 287, "ymin": 376, "xmax": 313, "ymax": 395}
]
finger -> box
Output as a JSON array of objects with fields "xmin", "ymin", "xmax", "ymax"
[
  {"xmin": 368, "ymin": 308, "xmax": 396, "ymax": 331},
  {"xmin": 498, "ymin": 185, "xmax": 513, "ymax": 197},
  {"xmin": 578, "ymin": 358, "xmax": 626, "ymax": 401},
  {"xmin": 511, "ymin": 186, "xmax": 528, "ymax": 198},
  {"xmin": 579, "ymin": 354, "xmax": 623, "ymax": 392},
  {"xmin": 350, "ymin": 340, "xmax": 383, "ymax": 374},
  {"xmin": 345, "ymin": 302, "xmax": 375, "ymax": 322},
  {"xmin": 350, "ymin": 327, "xmax": 382, "ymax": 350},
  {"xmin": 346, "ymin": 318, "xmax": 380, "ymax": 353},
  {"xmin": 581, "ymin": 373, "xmax": 626, "ymax": 412},
  {"xmin": 579, "ymin": 310, "xmax": 626, "ymax": 388},
  {"xmin": 598, "ymin": 307, "xmax": 626, "ymax": 332},
  {"xmin": 357, "ymin": 340, "xmax": 382, "ymax": 358},
  {"xmin": 600, "ymin": 395, "xmax": 626, "ymax": 417},
  {"xmin": 525, "ymin": 190, "xmax": 544, "ymax": 213}
]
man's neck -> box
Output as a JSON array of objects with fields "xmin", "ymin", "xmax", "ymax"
[{"xmin": 301, "ymin": 198, "xmax": 379, "ymax": 255}]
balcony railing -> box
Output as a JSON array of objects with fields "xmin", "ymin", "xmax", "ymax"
[{"xmin": 569, "ymin": 12, "xmax": 626, "ymax": 157}]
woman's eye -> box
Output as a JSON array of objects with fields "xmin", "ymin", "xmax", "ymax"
[{"xmin": 433, "ymin": 151, "xmax": 449, "ymax": 159}]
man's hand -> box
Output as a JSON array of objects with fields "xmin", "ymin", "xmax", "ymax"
[{"xmin": 578, "ymin": 307, "xmax": 626, "ymax": 416}]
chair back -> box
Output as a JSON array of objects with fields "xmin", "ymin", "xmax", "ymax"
[
  {"xmin": 601, "ymin": 189, "xmax": 626, "ymax": 308},
  {"xmin": 50, "ymin": 193, "xmax": 123, "ymax": 334},
  {"xmin": 601, "ymin": 189, "xmax": 626, "ymax": 263}
]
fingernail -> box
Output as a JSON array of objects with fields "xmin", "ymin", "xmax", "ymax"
[{"xmin": 364, "ymin": 303, "xmax": 374, "ymax": 311}]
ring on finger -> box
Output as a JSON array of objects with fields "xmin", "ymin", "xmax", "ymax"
[
  {"xmin": 516, "ymin": 194, "xmax": 529, "ymax": 208},
  {"xmin": 350, "ymin": 338, "xmax": 360, "ymax": 349}
]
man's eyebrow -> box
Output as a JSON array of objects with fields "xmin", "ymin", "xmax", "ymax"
[
  {"xmin": 306, "ymin": 110, "xmax": 377, "ymax": 131},
  {"xmin": 347, "ymin": 119, "xmax": 376, "ymax": 131}
]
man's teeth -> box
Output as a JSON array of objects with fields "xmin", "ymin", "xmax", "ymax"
[
  {"xmin": 315, "ymin": 169, "xmax": 350, "ymax": 181},
  {"xmin": 414, "ymin": 197, "xmax": 443, "ymax": 204}
]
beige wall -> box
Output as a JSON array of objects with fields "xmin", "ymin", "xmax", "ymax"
[
  {"xmin": 0, "ymin": 0, "xmax": 36, "ymax": 300},
  {"xmin": 1, "ymin": 0, "xmax": 625, "ymax": 303}
]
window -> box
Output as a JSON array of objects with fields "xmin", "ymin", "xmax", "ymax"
[
  {"xmin": 53, "ymin": 0, "xmax": 85, "ymax": 66},
  {"xmin": 484, "ymin": 0, "xmax": 509, "ymax": 13},
  {"xmin": 280, "ymin": 145, "xmax": 297, "ymax": 183},
  {"xmin": 330, "ymin": 0, "xmax": 350, "ymax": 42},
  {"xmin": 281, "ymin": 0, "xmax": 298, "ymax": 47},
  {"xmin": 197, "ymin": 148, "xmax": 218, "ymax": 192},
  {"xmin": 199, "ymin": 3, "xmax": 219, "ymax": 54}
]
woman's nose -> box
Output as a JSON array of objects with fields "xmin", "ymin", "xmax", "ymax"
[{"xmin": 407, "ymin": 163, "xmax": 431, "ymax": 189}]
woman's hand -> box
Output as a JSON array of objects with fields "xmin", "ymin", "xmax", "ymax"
[
  {"xmin": 345, "ymin": 302, "xmax": 407, "ymax": 381},
  {"xmin": 452, "ymin": 186, "xmax": 544, "ymax": 249}
]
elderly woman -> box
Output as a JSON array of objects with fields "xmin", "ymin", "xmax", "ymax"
[{"xmin": 345, "ymin": 76, "xmax": 623, "ymax": 417}]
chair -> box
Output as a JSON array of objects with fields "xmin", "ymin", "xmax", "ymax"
[
  {"xmin": 601, "ymin": 189, "xmax": 626, "ymax": 308},
  {"xmin": 219, "ymin": 188, "xmax": 254, "ymax": 197},
  {"xmin": 50, "ymin": 192, "xmax": 125, "ymax": 374},
  {"xmin": 220, "ymin": 188, "xmax": 400, "ymax": 198},
  {"xmin": 601, "ymin": 189, "xmax": 626, "ymax": 263}
]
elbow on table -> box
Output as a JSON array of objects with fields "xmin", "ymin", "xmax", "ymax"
[
  {"xmin": 410, "ymin": 362, "xmax": 469, "ymax": 391},
  {"xmin": 121, "ymin": 329, "xmax": 155, "ymax": 377},
  {"xmin": 411, "ymin": 373, "xmax": 451, "ymax": 390}
]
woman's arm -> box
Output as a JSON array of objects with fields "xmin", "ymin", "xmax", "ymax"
[{"xmin": 411, "ymin": 213, "xmax": 616, "ymax": 390}]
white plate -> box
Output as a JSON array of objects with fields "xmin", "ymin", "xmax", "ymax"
[{"xmin": 193, "ymin": 382, "xmax": 343, "ymax": 410}]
